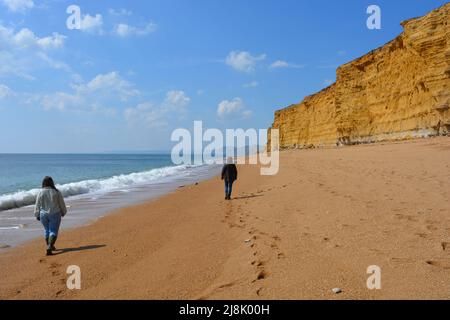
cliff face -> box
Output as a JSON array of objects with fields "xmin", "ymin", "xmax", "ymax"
[{"xmin": 270, "ymin": 3, "xmax": 450, "ymax": 149}]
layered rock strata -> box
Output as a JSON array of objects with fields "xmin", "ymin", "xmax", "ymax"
[{"xmin": 269, "ymin": 3, "xmax": 450, "ymax": 149}]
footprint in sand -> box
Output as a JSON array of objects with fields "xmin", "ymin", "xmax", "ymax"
[
  {"xmin": 230, "ymin": 222, "xmax": 244, "ymax": 229},
  {"xmin": 426, "ymin": 224, "xmax": 438, "ymax": 231},
  {"xmin": 256, "ymin": 287, "xmax": 264, "ymax": 296},
  {"xmin": 415, "ymin": 233, "xmax": 429, "ymax": 239},
  {"xmin": 441, "ymin": 242, "xmax": 450, "ymax": 251},
  {"xmin": 397, "ymin": 214, "xmax": 420, "ymax": 223},
  {"xmin": 254, "ymin": 260, "xmax": 265, "ymax": 268},
  {"xmin": 256, "ymin": 270, "xmax": 268, "ymax": 281},
  {"xmin": 277, "ymin": 252, "xmax": 285, "ymax": 259},
  {"xmin": 51, "ymin": 270, "xmax": 60, "ymax": 277},
  {"xmin": 426, "ymin": 260, "xmax": 450, "ymax": 270},
  {"xmin": 389, "ymin": 257, "xmax": 414, "ymax": 267},
  {"xmin": 302, "ymin": 232, "xmax": 311, "ymax": 238}
]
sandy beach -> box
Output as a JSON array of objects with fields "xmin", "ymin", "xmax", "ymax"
[{"xmin": 1, "ymin": 137, "xmax": 449, "ymax": 300}]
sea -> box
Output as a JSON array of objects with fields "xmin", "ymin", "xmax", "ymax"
[{"xmin": 0, "ymin": 154, "xmax": 220, "ymax": 248}]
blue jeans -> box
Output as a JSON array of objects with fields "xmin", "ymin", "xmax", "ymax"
[
  {"xmin": 224, "ymin": 180, "xmax": 234, "ymax": 198},
  {"xmin": 40, "ymin": 211, "xmax": 62, "ymax": 238}
]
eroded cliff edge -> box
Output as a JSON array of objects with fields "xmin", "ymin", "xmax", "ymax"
[{"xmin": 269, "ymin": 3, "xmax": 450, "ymax": 149}]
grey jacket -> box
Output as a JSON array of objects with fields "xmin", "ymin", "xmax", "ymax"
[{"xmin": 34, "ymin": 187, "xmax": 67, "ymax": 218}]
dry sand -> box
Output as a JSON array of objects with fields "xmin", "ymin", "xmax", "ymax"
[{"xmin": 1, "ymin": 137, "xmax": 450, "ymax": 300}]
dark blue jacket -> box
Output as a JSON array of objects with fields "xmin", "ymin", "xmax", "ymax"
[{"xmin": 221, "ymin": 164, "xmax": 238, "ymax": 182}]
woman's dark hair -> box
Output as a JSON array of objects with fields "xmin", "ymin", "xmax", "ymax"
[{"xmin": 42, "ymin": 176, "xmax": 58, "ymax": 191}]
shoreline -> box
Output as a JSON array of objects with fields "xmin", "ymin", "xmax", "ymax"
[
  {"xmin": 1, "ymin": 137, "xmax": 449, "ymax": 299},
  {"xmin": 0, "ymin": 163, "xmax": 220, "ymax": 249}
]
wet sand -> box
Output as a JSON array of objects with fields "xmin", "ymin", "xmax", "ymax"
[
  {"xmin": 0, "ymin": 164, "xmax": 219, "ymax": 248},
  {"xmin": 1, "ymin": 137, "xmax": 449, "ymax": 299}
]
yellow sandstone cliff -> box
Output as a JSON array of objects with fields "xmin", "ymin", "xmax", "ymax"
[{"xmin": 269, "ymin": 3, "xmax": 450, "ymax": 149}]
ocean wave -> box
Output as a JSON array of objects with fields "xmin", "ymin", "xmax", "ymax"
[{"xmin": 0, "ymin": 164, "xmax": 196, "ymax": 212}]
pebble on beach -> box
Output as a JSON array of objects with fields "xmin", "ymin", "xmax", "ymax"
[{"xmin": 332, "ymin": 288, "xmax": 342, "ymax": 294}]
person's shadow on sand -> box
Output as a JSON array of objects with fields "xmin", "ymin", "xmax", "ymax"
[
  {"xmin": 52, "ymin": 244, "xmax": 106, "ymax": 255},
  {"xmin": 233, "ymin": 194, "xmax": 263, "ymax": 200}
]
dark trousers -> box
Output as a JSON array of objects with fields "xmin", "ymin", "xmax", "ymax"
[{"xmin": 224, "ymin": 180, "xmax": 234, "ymax": 198}]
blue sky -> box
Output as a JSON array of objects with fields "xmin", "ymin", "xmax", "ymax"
[{"xmin": 0, "ymin": 0, "xmax": 447, "ymax": 153}]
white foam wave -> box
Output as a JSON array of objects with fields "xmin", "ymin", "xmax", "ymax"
[
  {"xmin": 0, "ymin": 226, "xmax": 21, "ymax": 230},
  {"xmin": 0, "ymin": 164, "xmax": 196, "ymax": 212}
]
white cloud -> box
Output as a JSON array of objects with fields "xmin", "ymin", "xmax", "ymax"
[
  {"xmin": 0, "ymin": 84, "xmax": 12, "ymax": 99},
  {"xmin": 0, "ymin": 24, "xmax": 66, "ymax": 50},
  {"xmin": 41, "ymin": 91, "xmax": 82, "ymax": 111},
  {"xmin": 164, "ymin": 90, "xmax": 190, "ymax": 108},
  {"xmin": 1, "ymin": 0, "xmax": 34, "ymax": 12},
  {"xmin": 80, "ymin": 14, "xmax": 103, "ymax": 34},
  {"xmin": 217, "ymin": 98, "xmax": 252, "ymax": 120},
  {"xmin": 225, "ymin": 51, "xmax": 266, "ymax": 73},
  {"xmin": 11, "ymin": 28, "xmax": 37, "ymax": 48},
  {"xmin": 114, "ymin": 22, "xmax": 157, "ymax": 37},
  {"xmin": 0, "ymin": 50, "xmax": 34, "ymax": 79},
  {"xmin": 243, "ymin": 81, "xmax": 259, "ymax": 88},
  {"xmin": 108, "ymin": 8, "xmax": 133, "ymax": 16},
  {"xmin": 36, "ymin": 33, "xmax": 66, "ymax": 49},
  {"xmin": 162, "ymin": 90, "xmax": 190, "ymax": 122},
  {"xmin": 36, "ymin": 52, "xmax": 71, "ymax": 72},
  {"xmin": 0, "ymin": 24, "xmax": 67, "ymax": 79},
  {"xmin": 124, "ymin": 90, "xmax": 191, "ymax": 127},
  {"xmin": 124, "ymin": 102, "xmax": 166, "ymax": 127},
  {"xmin": 269, "ymin": 60, "xmax": 304, "ymax": 69},
  {"xmin": 76, "ymin": 71, "xmax": 139, "ymax": 101},
  {"xmin": 115, "ymin": 24, "xmax": 131, "ymax": 37},
  {"xmin": 37, "ymin": 72, "xmax": 137, "ymax": 114}
]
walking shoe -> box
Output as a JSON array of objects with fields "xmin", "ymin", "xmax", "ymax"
[
  {"xmin": 51, "ymin": 236, "xmax": 57, "ymax": 251},
  {"xmin": 47, "ymin": 235, "xmax": 56, "ymax": 255}
]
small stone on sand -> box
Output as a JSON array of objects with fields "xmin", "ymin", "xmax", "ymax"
[{"xmin": 332, "ymin": 288, "xmax": 342, "ymax": 294}]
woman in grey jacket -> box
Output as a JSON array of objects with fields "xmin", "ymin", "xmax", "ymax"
[{"xmin": 34, "ymin": 176, "xmax": 67, "ymax": 256}]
